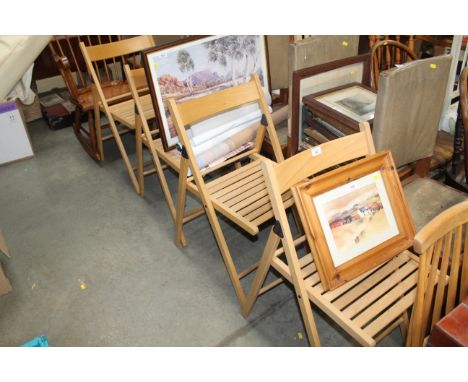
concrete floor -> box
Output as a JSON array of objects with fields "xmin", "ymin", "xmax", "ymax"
[{"xmin": 0, "ymin": 120, "xmax": 466, "ymax": 346}]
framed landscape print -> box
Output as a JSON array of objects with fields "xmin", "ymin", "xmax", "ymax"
[
  {"xmin": 294, "ymin": 151, "xmax": 415, "ymax": 290},
  {"xmin": 312, "ymin": 84, "xmax": 376, "ymax": 122},
  {"xmin": 143, "ymin": 35, "xmax": 269, "ymax": 151}
]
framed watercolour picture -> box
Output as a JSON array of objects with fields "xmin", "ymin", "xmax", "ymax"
[
  {"xmin": 294, "ymin": 151, "xmax": 415, "ymax": 290},
  {"xmin": 143, "ymin": 35, "xmax": 269, "ymax": 151}
]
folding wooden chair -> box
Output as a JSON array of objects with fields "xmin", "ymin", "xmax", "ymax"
[
  {"xmin": 79, "ymin": 36, "xmax": 155, "ymax": 193},
  {"xmin": 168, "ymin": 74, "xmax": 287, "ymax": 306},
  {"xmin": 242, "ymin": 123, "xmax": 420, "ymax": 346},
  {"xmin": 122, "ymin": 64, "xmax": 187, "ymax": 245}
]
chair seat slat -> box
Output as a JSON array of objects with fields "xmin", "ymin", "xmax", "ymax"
[
  {"xmin": 331, "ymin": 253, "xmax": 411, "ymax": 309},
  {"xmin": 206, "ymin": 160, "xmax": 261, "ymax": 191},
  {"xmin": 365, "ymin": 290, "xmax": 417, "ymax": 337},
  {"xmin": 354, "ymin": 271, "xmax": 418, "ymax": 328},
  {"xmin": 215, "ymin": 173, "xmax": 265, "ymax": 202},
  {"xmin": 251, "ymin": 195, "xmax": 294, "ymax": 226},
  {"xmin": 342, "ymin": 259, "xmax": 418, "ymax": 317},
  {"xmin": 232, "ymin": 189, "xmax": 270, "ymax": 213}
]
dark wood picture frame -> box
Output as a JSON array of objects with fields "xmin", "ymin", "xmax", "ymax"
[
  {"xmin": 293, "ymin": 151, "xmax": 415, "ymax": 291},
  {"xmin": 288, "ymin": 53, "xmax": 371, "ymax": 156},
  {"xmin": 302, "ymin": 82, "xmax": 376, "ymax": 133},
  {"xmin": 143, "ymin": 35, "xmax": 271, "ymax": 152}
]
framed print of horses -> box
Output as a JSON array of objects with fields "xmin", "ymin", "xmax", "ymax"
[{"xmin": 143, "ymin": 35, "xmax": 269, "ymax": 151}]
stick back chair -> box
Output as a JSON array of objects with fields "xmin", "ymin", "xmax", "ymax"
[
  {"xmin": 460, "ymin": 66, "xmax": 468, "ymax": 184},
  {"xmin": 242, "ymin": 123, "xmax": 420, "ymax": 346},
  {"xmin": 49, "ymin": 35, "xmax": 147, "ymax": 161},
  {"xmin": 168, "ymin": 74, "xmax": 287, "ymax": 306},
  {"xmin": 370, "ymin": 39, "xmax": 417, "ymax": 90},
  {"xmin": 406, "ymin": 200, "xmax": 468, "ymax": 346},
  {"xmin": 79, "ymin": 36, "xmax": 155, "ymax": 193}
]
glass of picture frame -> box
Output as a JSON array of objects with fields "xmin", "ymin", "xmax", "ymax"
[
  {"xmin": 313, "ymin": 84, "xmax": 376, "ymax": 122},
  {"xmin": 293, "ymin": 151, "xmax": 415, "ymax": 290}
]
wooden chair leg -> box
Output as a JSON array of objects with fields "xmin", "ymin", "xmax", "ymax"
[
  {"xmin": 148, "ymin": 145, "xmax": 187, "ymax": 247},
  {"xmin": 279, "ymin": 88, "xmax": 289, "ymax": 105},
  {"xmin": 73, "ymin": 106, "xmax": 82, "ymax": 135},
  {"xmin": 399, "ymin": 311, "xmax": 410, "ymax": 343},
  {"xmin": 175, "ymin": 158, "xmax": 189, "ymax": 247},
  {"xmin": 95, "ymin": 107, "xmax": 104, "ymax": 161},
  {"xmin": 184, "ymin": 156, "xmax": 248, "ymax": 306},
  {"xmin": 135, "ymin": 119, "xmax": 144, "ymax": 197},
  {"xmin": 241, "ymin": 229, "xmax": 281, "ymax": 317},
  {"xmin": 415, "ymin": 157, "xmax": 432, "ymax": 178},
  {"xmin": 71, "ymin": 106, "xmax": 100, "ymax": 161},
  {"xmin": 87, "ymin": 109, "xmax": 99, "ymax": 160},
  {"xmin": 203, "ymin": 200, "xmax": 247, "ymax": 307},
  {"xmin": 99, "ymin": 106, "xmax": 140, "ymax": 193}
]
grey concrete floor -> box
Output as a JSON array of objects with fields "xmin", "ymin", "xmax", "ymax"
[{"xmin": 0, "ymin": 119, "xmax": 466, "ymax": 347}]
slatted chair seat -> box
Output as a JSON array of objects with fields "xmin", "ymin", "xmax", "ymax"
[
  {"xmin": 157, "ymin": 140, "xmax": 292, "ymax": 237},
  {"xmin": 108, "ymin": 94, "xmax": 155, "ymax": 128},
  {"xmin": 76, "ymin": 81, "xmax": 131, "ymax": 111},
  {"xmin": 270, "ymin": 236, "xmax": 419, "ymax": 346},
  {"xmin": 200, "ymin": 160, "xmax": 295, "ymax": 235}
]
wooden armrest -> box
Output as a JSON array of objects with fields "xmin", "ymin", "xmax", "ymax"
[{"xmin": 48, "ymin": 43, "xmax": 80, "ymax": 100}]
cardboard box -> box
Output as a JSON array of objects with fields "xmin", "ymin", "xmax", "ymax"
[
  {"xmin": 0, "ymin": 100, "xmax": 34, "ymax": 165},
  {"xmin": 18, "ymin": 94, "xmax": 42, "ymax": 123},
  {"xmin": 0, "ymin": 230, "xmax": 12, "ymax": 296}
]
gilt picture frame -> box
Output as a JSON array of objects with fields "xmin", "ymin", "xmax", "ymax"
[
  {"xmin": 143, "ymin": 35, "xmax": 269, "ymax": 151},
  {"xmin": 294, "ymin": 151, "xmax": 415, "ymax": 290}
]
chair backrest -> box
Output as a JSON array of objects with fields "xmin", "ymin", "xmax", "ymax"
[
  {"xmin": 123, "ymin": 65, "xmax": 151, "ymax": 135},
  {"xmin": 370, "ymin": 38, "xmax": 417, "ymax": 89},
  {"xmin": 289, "ymin": 36, "xmax": 360, "ymax": 73},
  {"xmin": 80, "ymin": 35, "xmax": 155, "ymax": 106},
  {"xmin": 168, "ymin": 74, "xmax": 284, "ymax": 175},
  {"xmin": 265, "ymin": 36, "xmax": 359, "ymax": 92},
  {"xmin": 407, "ymin": 200, "xmax": 468, "ymax": 346},
  {"xmin": 372, "ymin": 55, "xmax": 452, "ymax": 168},
  {"xmin": 460, "ymin": 66, "xmax": 468, "ymax": 181},
  {"xmin": 49, "ymin": 35, "xmax": 123, "ymax": 99},
  {"xmin": 369, "ymin": 35, "xmax": 416, "ymax": 53},
  {"xmin": 272, "ymin": 122, "xmax": 375, "ymax": 195}
]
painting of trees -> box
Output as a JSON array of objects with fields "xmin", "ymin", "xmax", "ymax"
[
  {"xmin": 147, "ymin": 35, "xmax": 267, "ymax": 149},
  {"xmin": 204, "ymin": 35, "xmax": 260, "ymax": 85},
  {"xmin": 177, "ymin": 49, "xmax": 195, "ymax": 93}
]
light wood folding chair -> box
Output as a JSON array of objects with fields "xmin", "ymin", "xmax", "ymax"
[
  {"xmin": 242, "ymin": 123, "xmax": 420, "ymax": 346},
  {"xmin": 123, "ymin": 64, "xmax": 187, "ymax": 246},
  {"xmin": 168, "ymin": 74, "xmax": 287, "ymax": 306},
  {"xmin": 406, "ymin": 200, "xmax": 468, "ymax": 346},
  {"xmin": 79, "ymin": 36, "xmax": 155, "ymax": 193}
]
